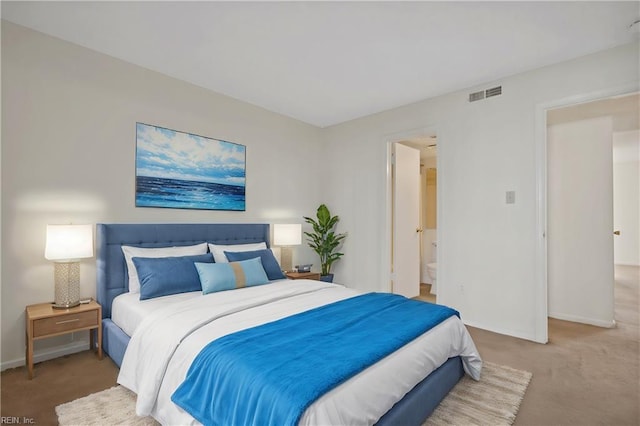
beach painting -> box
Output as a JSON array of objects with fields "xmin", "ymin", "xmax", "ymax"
[{"xmin": 135, "ymin": 123, "xmax": 246, "ymax": 211}]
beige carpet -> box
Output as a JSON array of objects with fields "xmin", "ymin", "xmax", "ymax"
[{"xmin": 56, "ymin": 361, "xmax": 531, "ymax": 426}]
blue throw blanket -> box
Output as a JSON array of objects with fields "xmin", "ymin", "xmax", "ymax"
[{"xmin": 172, "ymin": 292, "xmax": 459, "ymax": 426}]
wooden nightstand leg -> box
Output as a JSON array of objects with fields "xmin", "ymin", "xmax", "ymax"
[
  {"xmin": 26, "ymin": 333, "xmax": 34, "ymax": 380},
  {"xmin": 97, "ymin": 322, "xmax": 103, "ymax": 360},
  {"xmin": 90, "ymin": 328, "xmax": 95, "ymax": 351},
  {"xmin": 89, "ymin": 328, "xmax": 103, "ymax": 360}
]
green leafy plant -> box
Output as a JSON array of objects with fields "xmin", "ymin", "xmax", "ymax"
[{"xmin": 303, "ymin": 204, "xmax": 347, "ymax": 277}]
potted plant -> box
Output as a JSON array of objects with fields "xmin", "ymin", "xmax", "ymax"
[{"xmin": 303, "ymin": 204, "xmax": 347, "ymax": 283}]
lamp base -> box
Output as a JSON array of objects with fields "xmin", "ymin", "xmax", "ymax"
[
  {"xmin": 52, "ymin": 300, "xmax": 81, "ymax": 309},
  {"xmin": 53, "ymin": 261, "xmax": 81, "ymax": 309},
  {"xmin": 281, "ymin": 247, "xmax": 293, "ymax": 273}
]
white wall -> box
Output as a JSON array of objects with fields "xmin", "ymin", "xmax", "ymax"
[
  {"xmin": 323, "ymin": 41, "xmax": 639, "ymax": 342},
  {"xmin": 547, "ymin": 117, "xmax": 615, "ymax": 327},
  {"xmin": 1, "ymin": 22, "xmax": 323, "ymax": 369},
  {"xmin": 613, "ymin": 131, "xmax": 640, "ymax": 266}
]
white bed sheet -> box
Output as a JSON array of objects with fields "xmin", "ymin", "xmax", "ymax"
[
  {"xmin": 111, "ymin": 290, "xmax": 201, "ymax": 337},
  {"xmin": 118, "ymin": 280, "xmax": 482, "ymax": 425}
]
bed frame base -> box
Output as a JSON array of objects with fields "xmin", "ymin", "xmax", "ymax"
[
  {"xmin": 103, "ymin": 319, "xmax": 130, "ymax": 367},
  {"xmin": 376, "ymin": 356, "xmax": 463, "ymax": 425}
]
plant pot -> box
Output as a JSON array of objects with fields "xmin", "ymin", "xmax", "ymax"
[{"xmin": 319, "ymin": 274, "xmax": 334, "ymax": 283}]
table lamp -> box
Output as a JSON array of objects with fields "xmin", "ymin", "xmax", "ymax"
[
  {"xmin": 45, "ymin": 224, "xmax": 93, "ymax": 309},
  {"xmin": 273, "ymin": 224, "xmax": 301, "ymax": 273}
]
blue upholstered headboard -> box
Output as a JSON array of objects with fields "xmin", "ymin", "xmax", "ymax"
[{"xmin": 96, "ymin": 223, "xmax": 270, "ymax": 318}]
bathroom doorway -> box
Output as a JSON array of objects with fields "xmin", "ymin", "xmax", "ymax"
[{"xmin": 395, "ymin": 136, "xmax": 438, "ymax": 303}]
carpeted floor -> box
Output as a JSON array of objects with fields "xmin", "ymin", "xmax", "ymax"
[
  {"xmin": 476, "ymin": 265, "xmax": 639, "ymax": 426},
  {"xmin": 2, "ymin": 265, "xmax": 638, "ymax": 425}
]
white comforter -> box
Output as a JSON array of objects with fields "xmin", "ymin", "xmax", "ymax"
[{"xmin": 118, "ymin": 280, "xmax": 482, "ymax": 425}]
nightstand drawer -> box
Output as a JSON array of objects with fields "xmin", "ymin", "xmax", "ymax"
[{"xmin": 32, "ymin": 310, "xmax": 98, "ymax": 337}]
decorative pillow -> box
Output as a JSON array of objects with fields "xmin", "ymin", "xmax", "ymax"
[
  {"xmin": 225, "ymin": 249, "xmax": 286, "ymax": 280},
  {"xmin": 196, "ymin": 257, "xmax": 269, "ymax": 294},
  {"xmin": 122, "ymin": 243, "xmax": 208, "ymax": 293},
  {"xmin": 207, "ymin": 242, "xmax": 267, "ymax": 263},
  {"xmin": 133, "ymin": 253, "xmax": 214, "ymax": 300}
]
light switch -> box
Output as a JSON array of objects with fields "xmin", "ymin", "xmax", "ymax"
[{"xmin": 506, "ymin": 191, "xmax": 516, "ymax": 204}]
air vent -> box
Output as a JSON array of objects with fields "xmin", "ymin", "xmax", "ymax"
[
  {"xmin": 468, "ymin": 90, "xmax": 485, "ymax": 102},
  {"xmin": 468, "ymin": 85, "xmax": 503, "ymax": 103},
  {"xmin": 485, "ymin": 86, "xmax": 502, "ymax": 98}
]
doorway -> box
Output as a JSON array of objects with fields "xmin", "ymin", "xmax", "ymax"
[
  {"xmin": 546, "ymin": 92, "xmax": 639, "ymax": 328},
  {"xmin": 388, "ymin": 133, "xmax": 439, "ymax": 302}
]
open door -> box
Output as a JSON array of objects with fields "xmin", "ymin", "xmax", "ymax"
[
  {"xmin": 547, "ymin": 115, "xmax": 615, "ymax": 326},
  {"xmin": 392, "ymin": 143, "xmax": 421, "ymax": 298}
]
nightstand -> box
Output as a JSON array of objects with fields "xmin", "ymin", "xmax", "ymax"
[
  {"xmin": 286, "ymin": 271, "xmax": 321, "ymax": 281},
  {"xmin": 25, "ymin": 300, "xmax": 102, "ymax": 379}
]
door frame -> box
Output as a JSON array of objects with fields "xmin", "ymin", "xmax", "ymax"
[
  {"xmin": 383, "ymin": 125, "xmax": 439, "ymax": 293},
  {"xmin": 534, "ymin": 82, "xmax": 639, "ymax": 343}
]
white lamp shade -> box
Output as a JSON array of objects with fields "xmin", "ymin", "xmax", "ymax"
[
  {"xmin": 273, "ymin": 224, "xmax": 302, "ymax": 246},
  {"xmin": 45, "ymin": 224, "xmax": 94, "ymax": 261}
]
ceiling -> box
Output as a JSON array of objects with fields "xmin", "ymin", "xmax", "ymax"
[{"xmin": 2, "ymin": 1, "xmax": 638, "ymax": 128}]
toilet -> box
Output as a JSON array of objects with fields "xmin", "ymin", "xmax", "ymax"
[{"xmin": 426, "ymin": 241, "xmax": 437, "ymax": 295}]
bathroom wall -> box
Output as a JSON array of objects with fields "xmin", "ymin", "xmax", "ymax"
[
  {"xmin": 421, "ymin": 230, "xmax": 437, "ymax": 284},
  {"xmin": 421, "ymin": 157, "xmax": 437, "ymax": 283},
  {"xmin": 425, "ymin": 168, "xmax": 437, "ymax": 229}
]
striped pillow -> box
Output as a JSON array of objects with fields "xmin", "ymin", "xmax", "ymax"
[{"xmin": 195, "ymin": 257, "xmax": 269, "ymax": 295}]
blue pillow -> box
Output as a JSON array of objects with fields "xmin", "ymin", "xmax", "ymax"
[
  {"xmin": 133, "ymin": 253, "xmax": 214, "ymax": 300},
  {"xmin": 196, "ymin": 257, "xmax": 269, "ymax": 294},
  {"xmin": 224, "ymin": 249, "xmax": 286, "ymax": 280}
]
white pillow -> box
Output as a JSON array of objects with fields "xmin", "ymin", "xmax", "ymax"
[
  {"xmin": 207, "ymin": 242, "xmax": 267, "ymax": 263},
  {"xmin": 122, "ymin": 243, "xmax": 208, "ymax": 293}
]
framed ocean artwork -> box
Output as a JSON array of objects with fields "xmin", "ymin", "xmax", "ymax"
[{"xmin": 135, "ymin": 123, "xmax": 246, "ymax": 211}]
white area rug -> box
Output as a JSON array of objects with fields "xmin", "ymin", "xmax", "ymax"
[
  {"xmin": 56, "ymin": 361, "xmax": 531, "ymax": 426},
  {"xmin": 425, "ymin": 362, "xmax": 532, "ymax": 426}
]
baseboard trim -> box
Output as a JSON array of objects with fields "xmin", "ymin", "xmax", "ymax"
[
  {"xmin": 614, "ymin": 262, "xmax": 640, "ymax": 267},
  {"xmin": 548, "ymin": 312, "xmax": 616, "ymax": 328},
  {"xmin": 1, "ymin": 341, "xmax": 89, "ymax": 372}
]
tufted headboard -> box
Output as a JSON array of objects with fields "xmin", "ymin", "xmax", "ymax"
[{"xmin": 96, "ymin": 223, "xmax": 270, "ymax": 318}]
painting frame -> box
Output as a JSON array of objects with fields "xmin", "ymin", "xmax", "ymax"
[{"xmin": 135, "ymin": 122, "xmax": 246, "ymax": 211}]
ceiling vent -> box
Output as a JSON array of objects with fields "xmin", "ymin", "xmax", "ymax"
[
  {"xmin": 468, "ymin": 90, "xmax": 485, "ymax": 102},
  {"xmin": 485, "ymin": 86, "xmax": 502, "ymax": 98},
  {"xmin": 468, "ymin": 85, "xmax": 502, "ymax": 102}
]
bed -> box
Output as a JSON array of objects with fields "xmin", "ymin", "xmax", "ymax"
[{"xmin": 96, "ymin": 223, "xmax": 481, "ymax": 425}]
